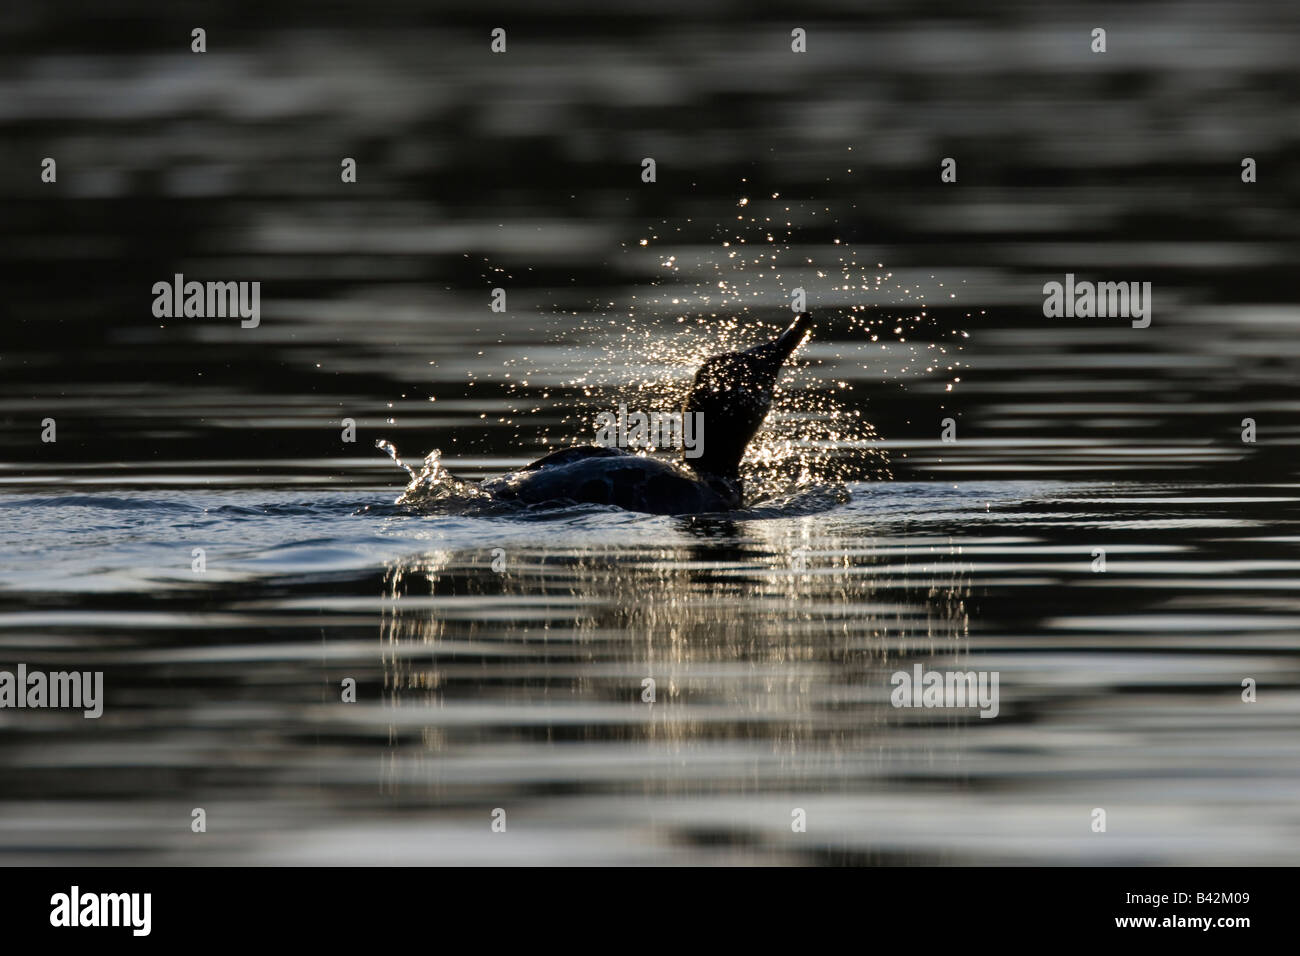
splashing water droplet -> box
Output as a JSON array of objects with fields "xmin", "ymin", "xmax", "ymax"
[{"xmin": 376, "ymin": 441, "xmax": 489, "ymax": 506}]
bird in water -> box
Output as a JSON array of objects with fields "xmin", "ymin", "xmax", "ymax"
[{"xmin": 479, "ymin": 312, "xmax": 813, "ymax": 515}]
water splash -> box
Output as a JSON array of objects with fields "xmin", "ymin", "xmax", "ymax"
[
  {"xmin": 390, "ymin": 189, "xmax": 982, "ymax": 505},
  {"xmin": 491, "ymin": 190, "xmax": 921, "ymax": 490},
  {"xmin": 376, "ymin": 440, "xmax": 489, "ymax": 507}
]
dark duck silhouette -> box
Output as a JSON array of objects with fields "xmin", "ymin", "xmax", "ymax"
[{"xmin": 480, "ymin": 312, "xmax": 813, "ymax": 515}]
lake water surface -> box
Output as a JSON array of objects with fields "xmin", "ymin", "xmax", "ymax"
[{"xmin": 1, "ymin": 0, "xmax": 1298, "ymax": 865}]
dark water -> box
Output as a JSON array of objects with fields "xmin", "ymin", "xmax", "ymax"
[{"xmin": 1, "ymin": 1, "xmax": 1298, "ymax": 864}]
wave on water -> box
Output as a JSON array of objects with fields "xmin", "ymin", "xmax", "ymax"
[
  {"xmin": 377, "ymin": 438, "xmax": 853, "ymax": 520},
  {"xmin": 734, "ymin": 482, "xmax": 853, "ymax": 518}
]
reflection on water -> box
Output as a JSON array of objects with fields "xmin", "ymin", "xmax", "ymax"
[
  {"xmin": 378, "ymin": 528, "xmax": 971, "ymax": 779},
  {"xmin": 2, "ymin": 482, "xmax": 1298, "ymax": 864},
  {"xmin": 2, "ymin": 0, "xmax": 1298, "ymax": 865}
]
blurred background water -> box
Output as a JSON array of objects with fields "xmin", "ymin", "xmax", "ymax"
[{"xmin": 0, "ymin": 0, "xmax": 1298, "ymax": 864}]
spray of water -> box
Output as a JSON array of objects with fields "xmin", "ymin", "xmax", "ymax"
[
  {"xmin": 384, "ymin": 185, "xmax": 972, "ymax": 507},
  {"xmin": 377, "ymin": 440, "xmax": 488, "ymax": 507}
]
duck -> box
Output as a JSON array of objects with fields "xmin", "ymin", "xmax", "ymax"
[{"xmin": 479, "ymin": 312, "xmax": 813, "ymax": 515}]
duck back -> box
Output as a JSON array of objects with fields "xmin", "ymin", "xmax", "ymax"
[{"xmin": 480, "ymin": 446, "xmax": 734, "ymax": 515}]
